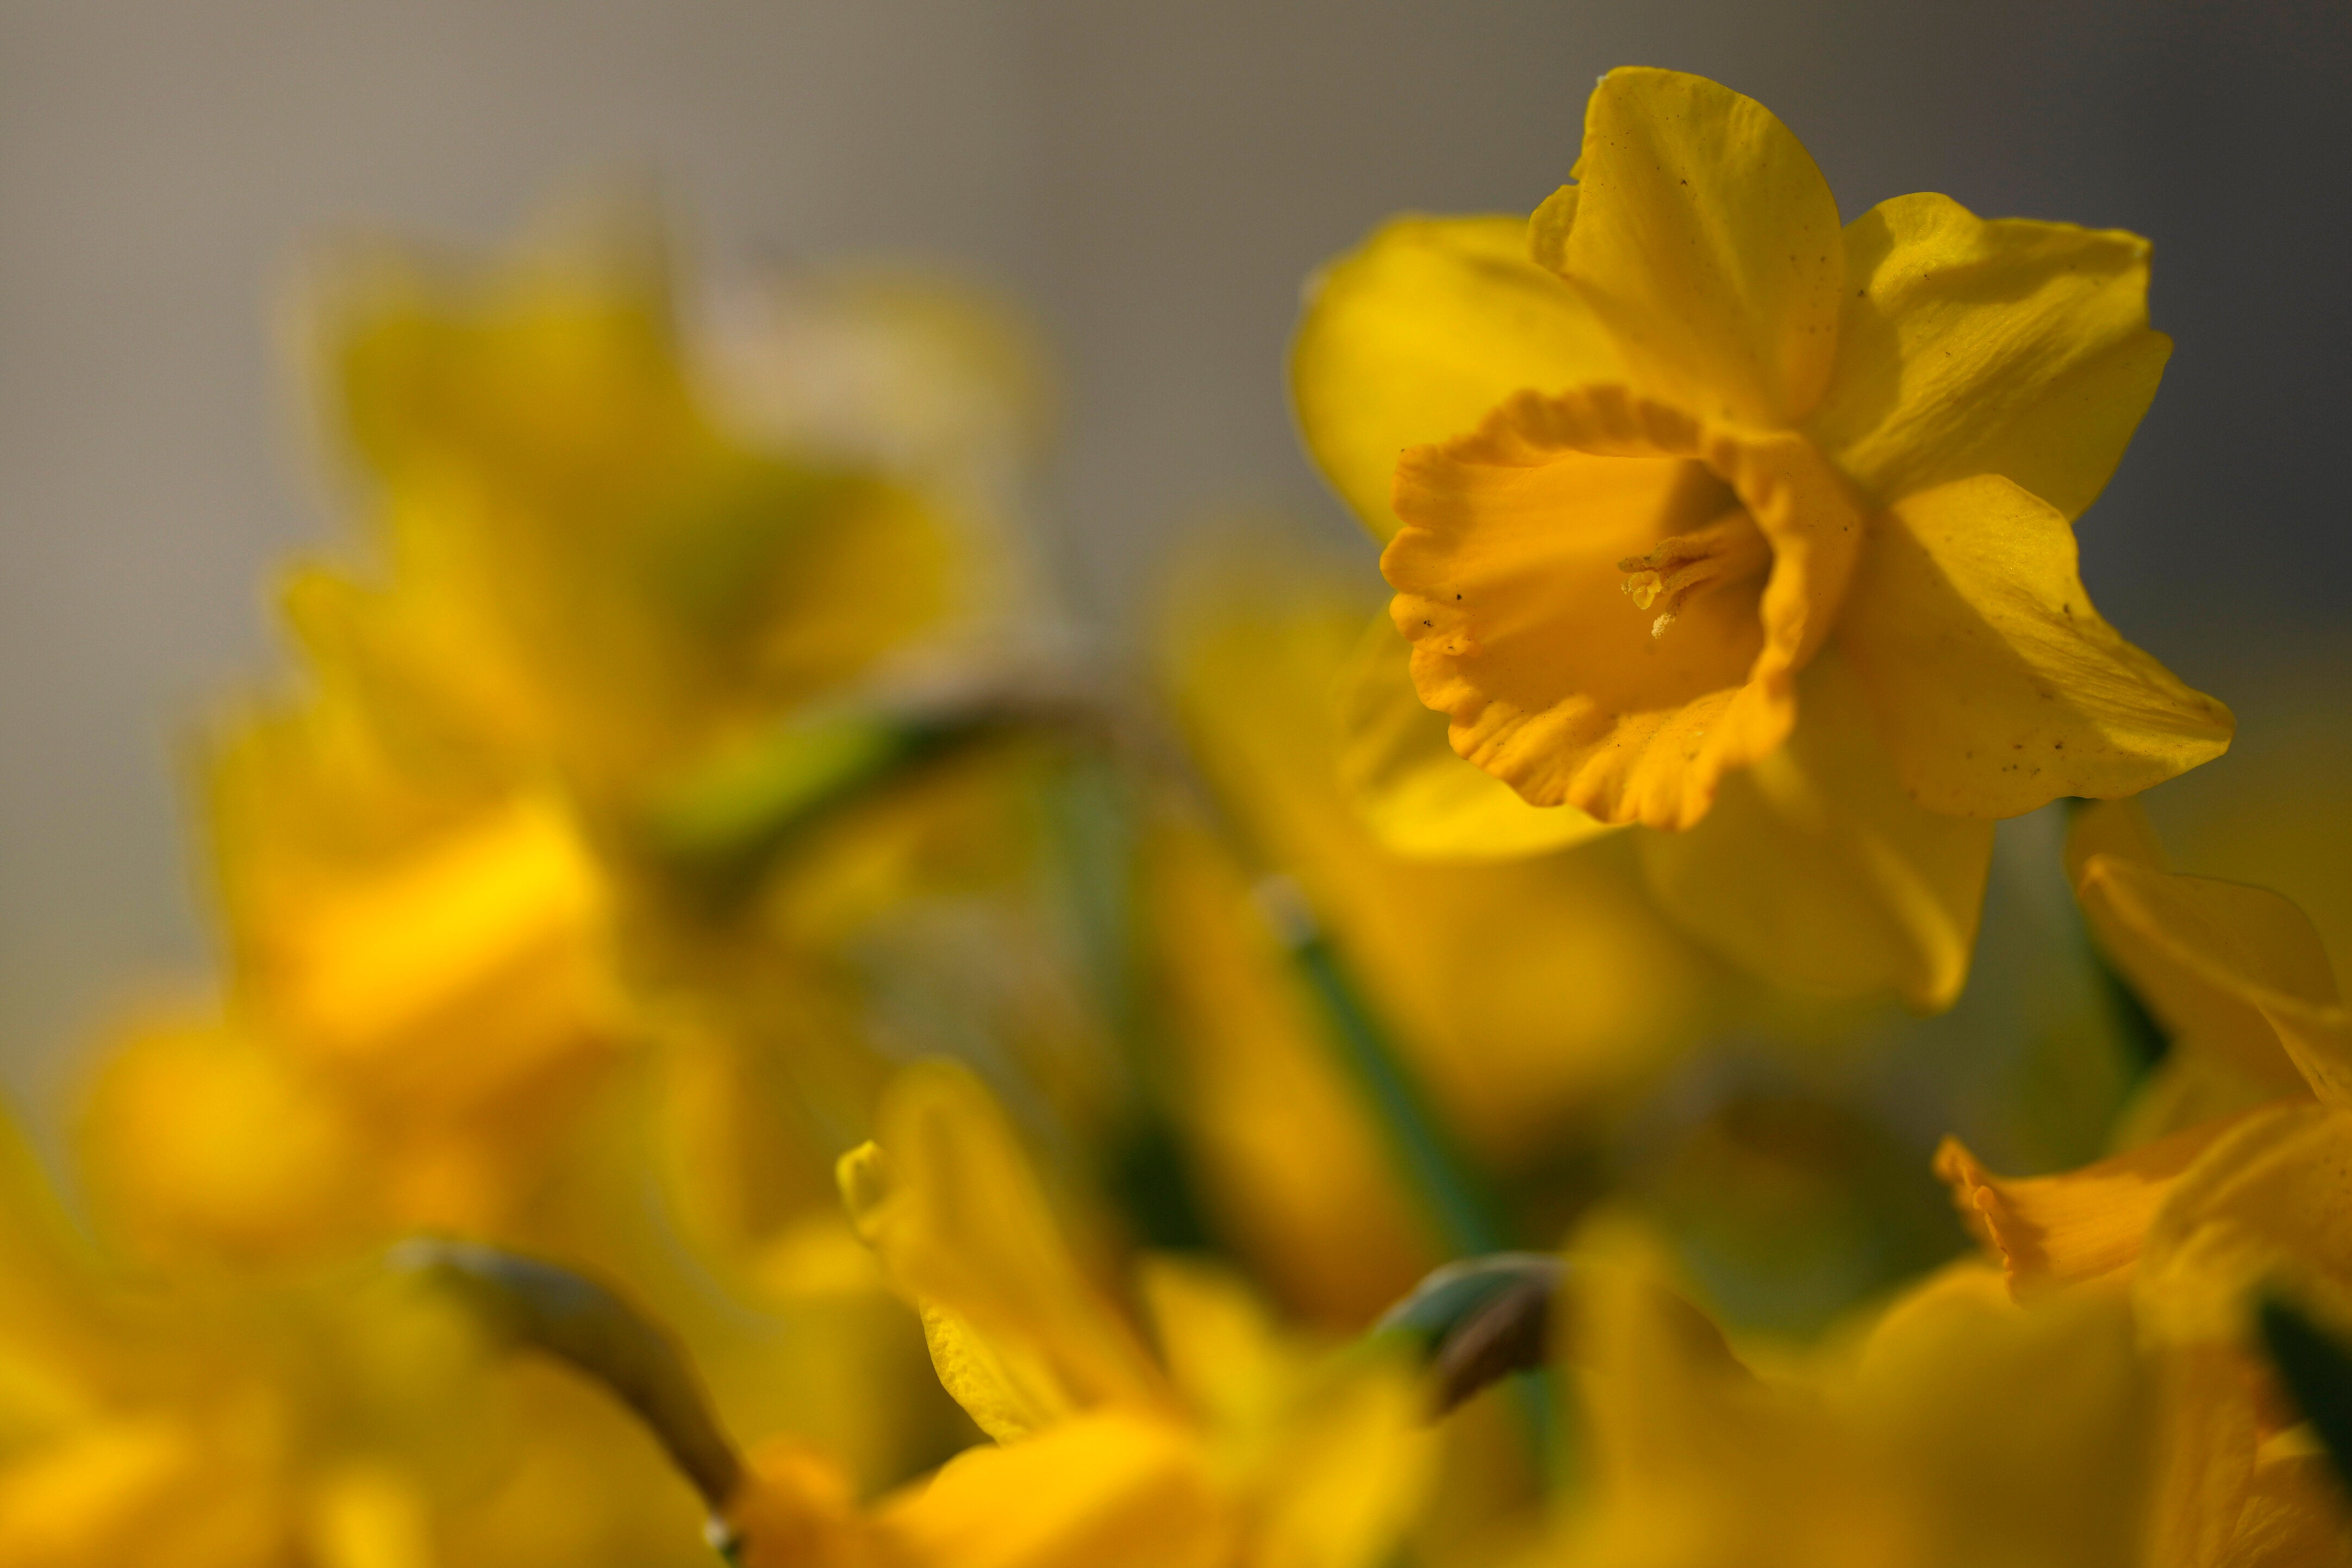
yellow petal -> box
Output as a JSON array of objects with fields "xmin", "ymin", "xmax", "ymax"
[
  {"xmin": 0, "ymin": 1418, "xmax": 248, "ymax": 1568},
  {"xmin": 1387, "ymin": 385, "xmax": 1862, "ymax": 829},
  {"xmin": 2146, "ymin": 1345, "xmax": 2263, "ymax": 1568},
  {"xmin": 2135, "ymin": 1102, "xmax": 2352, "ymax": 1346},
  {"xmin": 879, "ymin": 1412, "xmax": 1230, "ymax": 1568},
  {"xmin": 1810, "ymin": 192, "xmax": 2171, "ymax": 520},
  {"xmin": 2064, "ymin": 794, "xmax": 2169, "ymax": 877},
  {"xmin": 908, "ymin": 1302, "xmax": 1082, "ymax": 1444},
  {"xmin": 323, "ymin": 232, "xmax": 958, "ymax": 773},
  {"xmin": 82, "ymin": 1015, "xmax": 373, "ymax": 1265},
  {"xmin": 1839, "ymin": 474, "xmax": 2232, "ymax": 817},
  {"xmin": 263, "ymin": 796, "xmax": 615, "ymax": 1091},
  {"xmin": 1547, "ymin": 67, "xmax": 1844, "ymax": 426},
  {"xmin": 1637, "ymin": 652, "xmax": 1993, "ymax": 1009},
  {"xmin": 1246, "ymin": 1354, "xmax": 1432, "ymax": 1568},
  {"xmin": 2212, "ymin": 1442, "xmax": 2352, "ymax": 1568},
  {"xmin": 1292, "ymin": 216, "xmax": 1619, "ymax": 541},
  {"xmin": 1559, "ymin": 1233, "xmax": 1861, "ymax": 1562},
  {"xmin": 2075, "ymin": 852, "xmax": 2352, "ymax": 1108},
  {"xmin": 305, "ymin": 1465, "xmax": 436, "ymax": 1568},
  {"xmin": 1932, "ymin": 1116, "xmax": 2244, "ymax": 1295},
  {"xmin": 328, "ymin": 237, "xmax": 697, "ymax": 507},
  {"xmin": 1135, "ymin": 1256, "xmax": 1288, "ymax": 1433},
  {"xmin": 1849, "ymin": 1263, "xmax": 2153, "ymax": 1568},
  {"xmin": 2109, "ymin": 1052, "xmax": 2296, "ymax": 1150},
  {"xmin": 1331, "ymin": 613, "xmax": 1615, "ymax": 860},
  {"xmin": 841, "ymin": 1062, "xmax": 1174, "ymax": 1435}
]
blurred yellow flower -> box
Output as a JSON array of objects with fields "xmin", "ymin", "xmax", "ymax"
[
  {"xmin": 1528, "ymin": 1238, "xmax": 2154, "ymax": 1568},
  {"xmin": 303, "ymin": 229, "xmax": 953, "ymax": 789},
  {"xmin": 0, "ymin": 1108, "xmax": 495, "ymax": 1568},
  {"xmin": 719, "ymin": 1060, "xmax": 1431, "ymax": 1568},
  {"xmin": 1294, "ymin": 66, "xmax": 2230, "ymax": 1007},
  {"xmin": 80, "ymin": 699, "xmax": 628, "ymax": 1259},
  {"xmin": 1934, "ymin": 803, "xmax": 2352, "ymax": 1564},
  {"xmin": 50, "ymin": 220, "xmax": 1027, "ymax": 1558},
  {"xmin": 1936, "ymin": 801, "xmax": 2351, "ymax": 1301},
  {"xmin": 81, "ymin": 215, "xmax": 1041, "ymax": 1271}
]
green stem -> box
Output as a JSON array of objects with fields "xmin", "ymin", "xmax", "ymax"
[{"xmin": 1257, "ymin": 875, "xmax": 1509, "ymax": 1258}]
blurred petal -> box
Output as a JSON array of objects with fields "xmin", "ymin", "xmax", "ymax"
[
  {"xmin": 841, "ymin": 1063, "xmax": 1174, "ymax": 1436},
  {"xmin": 1933, "ymin": 1116, "xmax": 2243, "ymax": 1295},
  {"xmin": 2147, "ymin": 1346, "xmax": 2263, "ymax": 1568},
  {"xmin": 1134, "ymin": 1257, "xmax": 1295, "ymax": 1439},
  {"xmin": 1638, "ymin": 652, "xmax": 1993, "ymax": 1009},
  {"xmin": 2075, "ymin": 849, "xmax": 2352, "ymax": 1108},
  {"xmin": 2064, "ymin": 794, "xmax": 2170, "ymax": 876},
  {"xmin": 1841, "ymin": 476, "xmax": 2231, "ymax": 817},
  {"xmin": 1810, "ymin": 192, "xmax": 2170, "ymax": 520},
  {"xmin": 879, "ymin": 1412, "xmax": 1230, "ymax": 1568},
  {"xmin": 1387, "ymin": 386, "xmax": 1860, "ymax": 828},
  {"xmin": 0, "ymin": 1415, "xmax": 287, "ymax": 1568},
  {"xmin": 1246, "ymin": 1353, "xmax": 1432, "ymax": 1568},
  {"xmin": 2137, "ymin": 1102, "xmax": 2352, "ymax": 1346},
  {"xmin": 1332, "ymin": 613, "xmax": 1614, "ymax": 860},
  {"xmin": 1292, "ymin": 216, "xmax": 1618, "ymax": 541},
  {"xmin": 2216, "ymin": 1444, "xmax": 2352, "ymax": 1568},
  {"xmin": 1548, "ymin": 68, "xmax": 1843, "ymax": 425},
  {"xmin": 252, "ymin": 795, "xmax": 615, "ymax": 1093},
  {"xmin": 83, "ymin": 1016, "xmax": 372, "ymax": 1265},
  {"xmin": 322, "ymin": 238, "xmax": 958, "ymax": 777},
  {"xmin": 1849, "ymin": 1263, "xmax": 2153, "ymax": 1568}
]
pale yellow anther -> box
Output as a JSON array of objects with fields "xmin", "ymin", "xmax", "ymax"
[{"xmin": 1617, "ymin": 509, "xmax": 1771, "ymax": 639}]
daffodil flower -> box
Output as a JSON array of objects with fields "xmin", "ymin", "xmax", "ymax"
[
  {"xmin": 1936, "ymin": 802, "xmax": 2352, "ymax": 1564},
  {"xmin": 0, "ymin": 1112, "xmax": 507, "ymax": 1568},
  {"xmin": 1293, "ymin": 67, "xmax": 2231, "ymax": 1007},
  {"xmin": 1518, "ymin": 1233, "xmax": 2157, "ymax": 1568},
  {"xmin": 719, "ymin": 1060, "xmax": 1431, "ymax": 1568},
  {"xmin": 76, "ymin": 714, "xmax": 629, "ymax": 1260},
  {"xmin": 1935, "ymin": 801, "xmax": 2352, "ymax": 1305}
]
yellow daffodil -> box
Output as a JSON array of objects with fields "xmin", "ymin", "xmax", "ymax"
[
  {"xmin": 79, "ymin": 698, "xmax": 628, "ymax": 1259},
  {"xmin": 1933, "ymin": 803, "xmax": 2352, "ymax": 1564},
  {"xmin": 1294, "ymin": 67, "xmax": 2231, "ymax": 1007},
  {"xmin": 1935, "ymin": 801, "xmax": 2351, "ymax": 1300},
  {"xmin": 0, "ymin": 1106, "xmax": 508, "ymax": 1568},
  {"xmin": 716, "ymin": 1060, "xmax": 1432, "ymax": 1568},
  {"xmin": 84, "ymin": 218, "xmax": 1038, "ymax": 1273},
  {"xmin": 1526, "ymin": 1235, "xmax": 2155, "ymax": 1568},
  {"xmin": 301, "ymin": 224, "xmax": 954, "ymax": 792}
]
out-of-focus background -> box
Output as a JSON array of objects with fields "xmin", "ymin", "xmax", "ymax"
[{"xmin": 3, "ymin": 0, "xmax": 2348, "ymax": 1103}]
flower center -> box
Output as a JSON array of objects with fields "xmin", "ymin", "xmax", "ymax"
[{"xmin": 1617, "ymin": 509, "xmax": 1771, "ymax": 639}]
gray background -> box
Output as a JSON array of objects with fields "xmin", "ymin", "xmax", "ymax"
[{"xmin": 4, "ymin": 0, "xmax": 2347, "ymax": 1101}]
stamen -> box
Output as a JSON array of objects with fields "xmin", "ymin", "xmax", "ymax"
[{"xmin": 1618, "ymin": 509, "xmax": 1771, "ymax": 640}]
